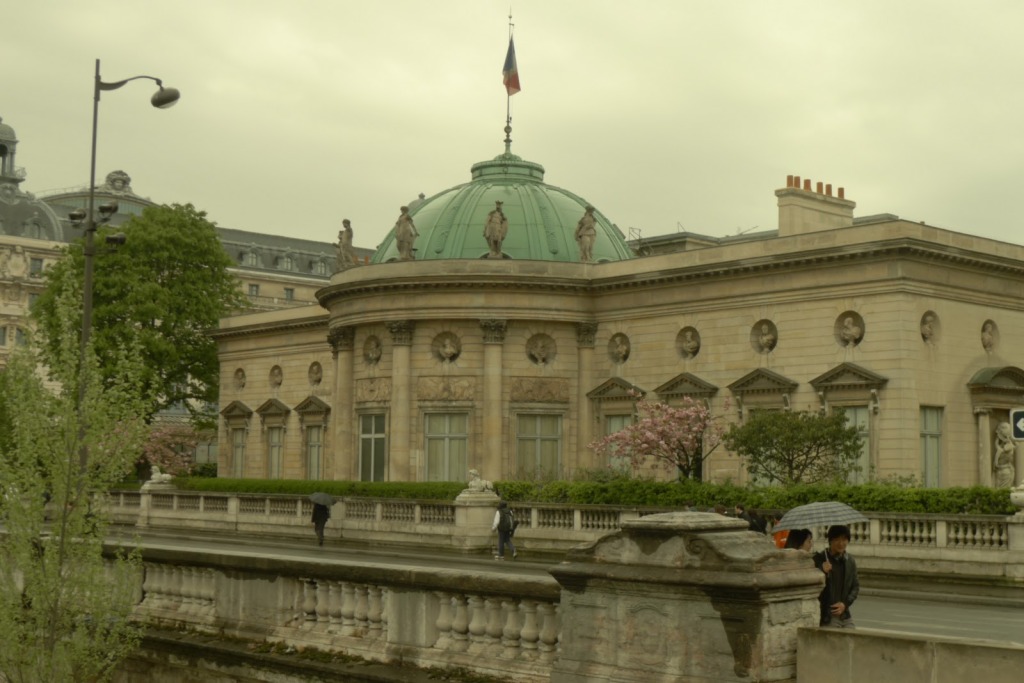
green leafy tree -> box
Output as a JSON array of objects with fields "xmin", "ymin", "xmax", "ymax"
[
  {"xmin": 724, "ymin": 409, "xmax": 863, "ymax": 485},
  {"xmin": 0, "ymin": 269, "xmax": 151, "ymax": 681},
  {"xmin": 33, "ymin": 203, "xmax": 246, "ymax": 425}
]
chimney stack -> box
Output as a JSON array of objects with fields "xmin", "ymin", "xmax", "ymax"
[{"xmin": 775, "ymin": 174, "xmax": 855, "ymax": 236}]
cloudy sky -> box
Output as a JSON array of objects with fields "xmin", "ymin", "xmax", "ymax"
[{"xmin": 4, "ymin": 1, "xmax": 1023, "ymax": 250}]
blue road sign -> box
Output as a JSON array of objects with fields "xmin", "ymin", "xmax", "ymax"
[{"xmin": 1011, "ymin": 408, "xmax": 1024, "ymax": 440}]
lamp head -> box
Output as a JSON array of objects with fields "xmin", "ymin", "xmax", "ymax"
[
  {"xmin": 105, "ymin": 233, "xmax": 127, "ymax": 246},
  {"xmin": 68, "ymin": 209, "xmax": 87, "ymax": 225},
  {"xmin": 98, "ymin": 201, "xmax": 119, "ymax": 220},
  {"xmin": 151, "ymin": 86, "xmax": 180, "ymax": 109}
]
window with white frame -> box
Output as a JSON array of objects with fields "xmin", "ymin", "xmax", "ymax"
[
  {"xmin": 604, "ymin": 413, "xmax": 633, "ymax": 472},
  {"xmin": 425, "ymin": 413, "xmax": 468, "ymax": 481},
  {"xmin": 920, "ymin": 406, "xmax": 942, "ymax": 488},
  {"xmin": 840, "ymin": 405, "xmax": 871, "ymax": 484},
  {"xmin": 516, "ymin": 413, "xmax": 562, "ymax": 479},
  {"xmin": 360, "ymin": 413, "xmax": 387, "ymax": 481},
  {"xmin": 306, "ymin": 425, "xmax": 323, "ymax": 479},
  {"xmin": 267, "ymin": 426, "xmax": 284, "ymax": 478},
  {"xmin": 231, "ymin": 427, "xmax": 246, "ymax": 478}
]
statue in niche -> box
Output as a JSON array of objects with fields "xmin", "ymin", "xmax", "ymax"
[
  {"xmin": 758, "ymin": 323, "xmax": 777, "ymax": 352},
  {"xmin": 394, "ymin": 206, "xmax": 419, "ymax": 260},
  {"xmin": 610, "ymin": 334, "xmax": 630, "ymax": 363},
  {"xmin": 364, "ymin": 336, "xmax": 383, "ymax": 365},
  {"xmin": 233, "ymin": 368, "xmax": 246, "ymax": 390},
  {"xmin": 336, "ymin": 219, "xmax": 358, "ymax": 270},
  {"xmin": 483, "ymin": 200, "xmax": 509, "ymax": 258},
  {"xmin": 269, "ymin": 366, "xmax": 283, "ymax": 388},
  {"xmin": 574, "ymin": 205, "xmax": 597, "ymax": 263},
  {"xmin": 981, "ymin": 322, "xmax": 996, "ymax": 353},
  {"xmin": 308, "ymin": 362, "xmax": 323, "ymax": 386},
  {"xmin": 920, "ymin": 314, "xmax": 936, "ymax": 343},
  {"xmin": 994, "ymin": 422, "xmax": 1016, "ymax": 488},
  {"xmin": 680, "ymin": 329, "xmax": 701, "ymax": 357},
  {"xmin": 435, "ymin": 334, "xmax": 461, "ymax": 363},
  {"xmin": 839, "ymin": 316, "xmax": 863, "ymax": 347},
  {"xmin": 527, "ymin": 335, "xmax": 554, "ymax": 365}
]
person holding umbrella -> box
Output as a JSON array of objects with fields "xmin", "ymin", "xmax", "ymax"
[
  {"xmin": 309, "ymin": 492, "xmax": 333, "ymax": 546},
  {"xmin": 813, "ymin": 525, "xmax": 859, "ymax": 628}
]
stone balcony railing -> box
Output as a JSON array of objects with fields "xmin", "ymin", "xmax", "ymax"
[{"xmin": 106, "ymin": 489, "xmax": 1024, "ymax": 596}]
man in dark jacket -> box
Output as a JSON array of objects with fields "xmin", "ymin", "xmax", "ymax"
[
  {"xmin": 311, "ymin": 503, "xmax": 331, "ymax": 546},
  {"xmin": 813, "ymin": 525, "xmax": 859, "ymax": 627}
]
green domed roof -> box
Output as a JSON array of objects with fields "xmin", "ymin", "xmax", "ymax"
[{"xmin": 371, "ymin": 149, "xmax": 634, "ymax": 263}]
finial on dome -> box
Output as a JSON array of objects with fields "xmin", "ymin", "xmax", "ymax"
[{"xmin": 504, "ymin": 124, "xmax": 513, "ymax": 154}]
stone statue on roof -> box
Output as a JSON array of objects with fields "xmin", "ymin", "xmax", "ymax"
[
  {"xmin": 394, "ymin": 206, "xmax": 418, "ymax": 261},
  {"xmin": 574, "ymin": 205, "xmax": 597, "ymax": 263},
  {"xmin": 102, "ymin": 170, "xmax": 133, "ymax": 194},
  {"xmin": 336, "ymin": 218, "xmax": 358, "ymax": 270},
  {"xmin": 483, "ymin": 200, "xmax": 509, "ymax": 259}
]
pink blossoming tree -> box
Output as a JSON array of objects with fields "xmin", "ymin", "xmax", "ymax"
[
  {"xmin": 589, "ymin": 392, "xmax": 727, "ymax": 480},
  {"xmin": 139, "ymin": 423, "xmax": 199, "ymax": 476}
]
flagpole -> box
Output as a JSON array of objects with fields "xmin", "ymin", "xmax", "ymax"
[{"xmin": 505, "ymin": 12, "xmax": 514, "ymax": 150}]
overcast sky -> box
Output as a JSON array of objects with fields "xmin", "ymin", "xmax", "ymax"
[{"xmin": 5, "ymin": 2, "xmax": 1024, "ymax": 250}]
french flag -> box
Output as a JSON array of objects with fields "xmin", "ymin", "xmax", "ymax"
[{"xmin": 503, "ymin": 37, "xmax": 521, "ymax": 96}]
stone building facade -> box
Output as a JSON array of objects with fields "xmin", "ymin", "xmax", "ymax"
[{"xmin": 212, "ymin": 152, "xmax": 1024, "ymax": 489}]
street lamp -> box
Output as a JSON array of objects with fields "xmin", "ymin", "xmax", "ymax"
[{"xmin": 70, "ymin": 58, "xmax": 179, "ymax": 470}]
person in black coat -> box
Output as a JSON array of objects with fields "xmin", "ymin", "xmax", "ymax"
[
  {"xmin": 311, "ymin": 503, "xmax": 331, "ymax": 546},
  {"xmin": 813, "ymin": 525, "xmax": 859, "ymax": 627}
]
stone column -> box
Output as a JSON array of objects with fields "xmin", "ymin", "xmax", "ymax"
[
  {"xmin": 975, "ymin": 408, "xmax": 992, "ymax": 487},
  {"xmin": 549, "ymin": 512, "xmax": 822, "ymax": 683},
  {"xmin": 328, "ymin": 326, "xmax": 355, "ymax": 480},
  {"xmin": 574, "ymin": 322, "xmax": 598, "ymax": 474},
  {"xmin": 387, "ymin": 321, "xmax": 415, "ymax": 481},
  {"xmin": 479, "ymin": 319, "xmax": 507, "ymax": 480}
]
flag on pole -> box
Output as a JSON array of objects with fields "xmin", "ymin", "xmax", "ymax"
[{"xmin": 503, "ymin": 37, "xmax": 521, "ymax": 96}]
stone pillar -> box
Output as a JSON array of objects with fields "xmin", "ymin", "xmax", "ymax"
[
  {"xmin": 387, "ymin": 321, "xmax": 415, "ymax": 481},
  {"xmin": 550, "ymin": 512, "xmax": 823, "ymax": 683},
  {"xmin": 452, "ymin": 488, "xmax": 501, "ymax": 551},
  {"xmin": 479, "ymin": 319, "xmax": 507, "ymax": 479},
  {"xmin": 976, "ymin": 408, "xmax": 992, "ymax": 487},
  {"xmin": 328, "ymin": 326, "xmax": 355, "ymax": 480},
  {"xmin": 574, "ymin": 322, "xmax": 598, "ymax": 473}
]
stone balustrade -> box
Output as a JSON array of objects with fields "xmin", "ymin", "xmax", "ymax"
[
  {"xmin": 131, "ymin": 541, "xmax": 562, "ymax": 682},
  {"xmin": 107, "ymin": 489, "xmax": 1024, "ymax": 595}
]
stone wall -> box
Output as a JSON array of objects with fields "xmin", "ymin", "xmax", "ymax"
[{"xmin": 796, "ymin": 628, "xmax": 1024, "ymax": 683}]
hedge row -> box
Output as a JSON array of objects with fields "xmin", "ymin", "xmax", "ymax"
[{"xmin": 171, "ymin": 477, "xmax": 1016, "ymax": 515}]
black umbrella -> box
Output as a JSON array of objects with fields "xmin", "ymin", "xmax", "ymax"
[{"xmin": 308, "ymin": 492, "xmax": 334, "ymax": 506}]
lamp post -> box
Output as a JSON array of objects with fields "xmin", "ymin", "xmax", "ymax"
[{"xmin": 67, "ymin": 58, "xmax": 180, "ymax": 471}]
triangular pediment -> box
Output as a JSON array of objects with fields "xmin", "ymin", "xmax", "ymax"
[
  {"xmin": 586, "ymin": 377, "xmax": 646, "ymax": 401},
  {"xmin": 968, "ymin": 366, "xmax": 1024, "ymax": 391},
  {"xmin": 255, "ymin": 398, "xmax": 290, "ymax": 418},
  {"xmin": 727, "ymin": 368, "xmax": 798, "ymax": 395},
  {"xmin": 810, "ymin": 363, "xmax": 888, "ymax": 392},
  {"xmin": 219, "ymin": 400, "xmax": 253, "ymax": 418},
  {"xmin": 655, "ymin": 373, "xmax": 718, "ymax": 400},
  {"xmin": 295, "ymin": 395, "xmax": 331, "ymax": 414}
]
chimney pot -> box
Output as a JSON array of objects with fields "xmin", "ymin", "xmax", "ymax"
[
  {"xmin": 794, "ymin": 175, "xmax": 801, "ymax": 188},
  {"xmin": 786, "ymin": 174, "xmax": 794, "ymax": 187},
  {"xmin": 838, "ymin": 187, "xmax": 845, "ymax": 199},
  {"xmin": 826, "ymin": 183, "xmax": 832, "ymax": 196},
  {"xmin": 803, "ymin": 179, "xmax": 811, "ymax": 191},
  {"xmin": 816, "ymin": 181, "xmax": 824, "ymax": 194}
]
